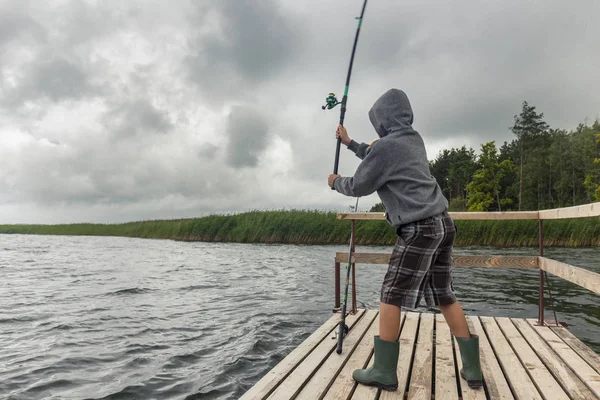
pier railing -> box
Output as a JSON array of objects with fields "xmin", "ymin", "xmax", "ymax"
[{"xmin": 334, "ymin": 202, "xmax": 600, "ymax": 326}]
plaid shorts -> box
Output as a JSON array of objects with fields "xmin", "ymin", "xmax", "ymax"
[{"xmin": 380, "ymin": 211, "xmax": 457, "ymax": 309}]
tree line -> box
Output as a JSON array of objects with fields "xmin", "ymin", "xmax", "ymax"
[{"xmin": 371, "ymin": 101, "xmax": 600, "ymax": 212}]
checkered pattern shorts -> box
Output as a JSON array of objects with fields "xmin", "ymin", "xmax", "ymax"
[{"xmin": 380, "ymin": 211, "xmax": 457, "ymax": 309}]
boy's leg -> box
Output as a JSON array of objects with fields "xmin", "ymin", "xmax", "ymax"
[
  {"xmin": 430, "ymin": 214, "xmax": 482, "ymax": 389},
  {"xmin": 439, "ymin": 301, "xmax": 470, "ymax": 338},
  {"xmin": 379, "ymin": 302, "xmax": 401, "ymax": 342}
]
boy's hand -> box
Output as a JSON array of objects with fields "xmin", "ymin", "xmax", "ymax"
[
  {"xmin": 328, "ymin": 174, "xmax": 341, "ymax": 188},
  {"xmin": 336, "ymin": 125, "xmax": 351, "ymax": 146}
]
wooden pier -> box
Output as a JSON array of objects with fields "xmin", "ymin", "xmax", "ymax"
[
  {"xmin": 242, "ymin": 202, "xmax": 600, "ymax": 399},
  {"xmin": 241, "ymin": 310, "xmax": 600, "ymax": 399}
]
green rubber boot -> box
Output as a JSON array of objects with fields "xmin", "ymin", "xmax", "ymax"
[
  {"xmin": 352, "ymin": 336, "xmax": 399, "ymax": 391},
  {"xmin": 456, "ymin": 334, "xmax": 483, "ymax": 389}
]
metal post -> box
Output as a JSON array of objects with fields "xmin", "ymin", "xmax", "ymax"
[
  {"xmin": 351, "ymin": 220, "xmax": 357, "ymax": 314},
  {"xmin": 334, "ymin": 261, "xmax": 341, "ymax": 311},
  {"xmin": 538, "ymin": 219, "xmax": 545, "ymax": 325}
]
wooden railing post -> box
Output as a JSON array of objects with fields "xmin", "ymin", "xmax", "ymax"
[
  {"xmin": 334, "ymin": 261, "xmax": 340, "ymax": 311},
  {"xmin": 351, "ymin": 220, "xmax": 357, "ymax": 314},
  {"xmin": 538, "ymin": 219, "xmax": 545, "ymax": 325}
]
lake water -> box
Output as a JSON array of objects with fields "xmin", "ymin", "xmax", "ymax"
[{"xmin": 0, "ymin": 234, "xmax": 598, "ymax": 399}]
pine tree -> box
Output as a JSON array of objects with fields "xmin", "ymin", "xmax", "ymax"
[
  {"xmin": 510, "ymin": 102, "xmax": 549, "ymax": 210},
  {"xmin": 466, "ymin": 142, "xmax": 515, "ymax": 211}
]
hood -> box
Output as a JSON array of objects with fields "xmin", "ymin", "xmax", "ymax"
[{"xmin": 368, "ymin": 88, "xmax": 414, "ymax": 138}]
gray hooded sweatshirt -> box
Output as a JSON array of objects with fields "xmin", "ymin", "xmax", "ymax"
[{"xmin": 333, "ymin": 88, "xmax": 448, "ymax": 227}]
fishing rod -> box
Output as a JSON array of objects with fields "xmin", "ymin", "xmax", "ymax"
[
  {"xmin": 321, "ymin": 0, "xmax": 368, "ymax": 356},
  {"xmin": 336, "ymin": 196, "xmax": 359, "ymax": 354},
  {"xmin": 322, "ymin": 0, "xmax": 368, "ymax": 177}
]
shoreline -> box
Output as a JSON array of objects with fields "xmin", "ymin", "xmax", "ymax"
[{"xmin": 1, "ymin": 210, "xmax": 599, "ymax": 248}]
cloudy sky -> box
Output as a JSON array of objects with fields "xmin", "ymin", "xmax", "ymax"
[{"xmin": 1, "ymin": 0, "xmax": 599, "ymax": 224}]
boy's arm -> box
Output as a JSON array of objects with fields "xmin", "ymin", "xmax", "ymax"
[
  {"xmin": 337, "ymin": 125, "xmax": 373, "ymax": 160},
  {"xmin": 347, "ymin": 140, "xmax": 372, "ymax": 160},
  {"xmin": 333, "ymin": 146, "xmax": 388, "ymax": 197}
]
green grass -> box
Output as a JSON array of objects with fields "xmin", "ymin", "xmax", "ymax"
[{"xmin": 1, "ymin": 210, "xmax": 600, "ymax": 247}]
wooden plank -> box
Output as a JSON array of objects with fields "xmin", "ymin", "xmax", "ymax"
[
  {"xmin": 466, "ymin": 316, "xmax": 513, "ymax": 399},
  {"xmin": 481, "ymin": 317, "xmax": 543, "ymax": 399},
  {"xmin": 296, "ymin": 310, "xmax": 379, "ymax": 400},
  {"xmin": 539, "ymin": 201, "xmax": 600, "ymax": 219},
  {"xmin": 379, "ymin": 311, "xmax": 421, "ymax": 400},
  {"xmin": 550, "ymin": 326, "xmax": 600, "ymax": 375},
  {"xmin": 435, "ymin": 314, "xmax": 459, "ymax": 400},
  {"xmin": 527, "ymin": 319, "xmax": 600, "ymax": 398},
  {"xmin": 339, "ymin": 203, "xmax": 600, "ymax": 221},
  {"xmin": 452, "ymin": 256, "xmax": 538, "ymax": 269},
  {"xmin": 335, "ymin": 253, "xmax": 538, "ymax": 269},
  {"xmin": 336, "ymin": 211, "xmax": 539, "ymax": 221},
  {"xmin": 450, "ymin": 211, "xmax": 539, "ymax": 220},
  {"xmin": 512, "ymin": 319, "xmax": 596, "ymax": 400},
  {"xmin": 337, "ymin": 212, "xmax": 386, "ymax": 221},
  {"xmin": 240, "ymin": 312, "xmax": 346, "ymax": 400},
  {"xmin": 336, "ymin": 252, "xmax": 392, "ymax": 264},
  {"xmin": 322, "ymin": 313, "xmax": 386, "ymax": 400},
  {"xmin": 539, "ymin": 257, "xmax": 600, "ymax": 295},
  {"xmin": 263, "ymin": 310, "xmax": 366, "ymax": 400},
  {"xmin": 496, "ymin": 318, "xmax": 568, "ymax": 400},
  {"xmin": 407, "ymin": 313, "xmax": 434, "ymax": 400}
]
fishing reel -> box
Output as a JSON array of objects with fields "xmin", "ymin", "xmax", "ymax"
[
  {"xmin": 322, "ymin": 93, "xmax": 340, "ymax": 110},
  {"xmin": 332, "ymin": 323, "xmax": 350, "ymax": 340}
]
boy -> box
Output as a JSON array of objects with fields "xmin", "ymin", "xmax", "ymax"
[{"xmin": 327, "ymin": 89, "xmax": 482, "ymax": 391}]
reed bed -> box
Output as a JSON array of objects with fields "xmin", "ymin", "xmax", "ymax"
[{"xmin": 1, "ymin": 211, "xmax": 599, "ymax": 247}]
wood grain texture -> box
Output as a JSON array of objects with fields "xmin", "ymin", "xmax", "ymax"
[
  {"xmin": 538, "ymin": 202, "xmax": 600, "ymax": 219},
  {"xmin": 450, "ymin": 211, "xmax": 539, "ymax": 220},
  {"xmin": 495, "ymin": 317, "xmax": 568, "ymax": 400},
  {"xmin": 336, "ymin": 211, "xmax": 539, "ymax": 221},
  {"xmin": 550, "ymin": 325, "xmax": 600, "ymax": 375},
  {"xmin": 466, "ymin": 316, "xmax": 513, "ymax": 400},
  {"xmin": 527, "ymin": 319, "xmax": 600, "ymax": 398},
  {"xmin": 512, "ymin": 319, "xmax": 596, "ymax": 400},
  {"xmin": 434, "ymin": 314, "xmax": 459, "ymax": 400},
  {"xmin": 539, "ymin": 257, "xmax": 600, "ymax": 295},
  {"xmin": 337, "ymin": 212, "xmax": 387, "ymax": 221},
  {"xmin": 338, "ymin": 202, "xmax": 600, "ymax": 221},
  {"xmin": 379, "ymin": 312, "xmax": 421, "ymax": 400},
  {"xmin": 335, "ymin": 253, "xmax": 538, "ymax": 269},
  {"xmin": 481, "ymin": 317, "xmax": 543, "ymax": 399},
  {"xmin": 243, "ymin": 312, "xmax": 600, "ymax": 400},
  {"xmin": 296, "ymin": 310, "xmax": 378, "ymax": 400},
  {"xmin": 322, "ymin": 313, "xmax": 385, "ymax": 400},
  {"xmin": 407, "ymin": 313, "xmax": 434, "ymax": 400}
]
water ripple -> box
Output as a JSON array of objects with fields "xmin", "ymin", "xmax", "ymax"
[
  {"xmin": 0, "ymin": 235, "xmax": 598, "ymax": 400},
  {"xmin": 103, "ymin": 287, "xmax": 157, "ymax": 296}
]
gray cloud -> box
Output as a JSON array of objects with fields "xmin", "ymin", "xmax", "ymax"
[
  {"xmin": 225, "ymin": 106, "xmax": 270, "ymax": 168},
  {"xmin": 1, "ymin": 0, "xmax": 600, "ymax": 223},
  {"xmin": 102, "ymin": 99, "xmax": 173, "ymax": 139},
  {"xmin": 198, "ymin": 143, "xmax": 219, "ymax": 160},
  {"xmin": 185, "ymin": 0, "xmax": 302, "ymax": 102},
  {"xmin": 5, "ymin": 57, "xmax": 100, "ymax": 106},
  {"xmin": 0, "ymin": 132, "xmax": 240, "ymax": 208},
  {"xmin": 0, "ymin": 7, "xmax": 45, "ymax": 47}
]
